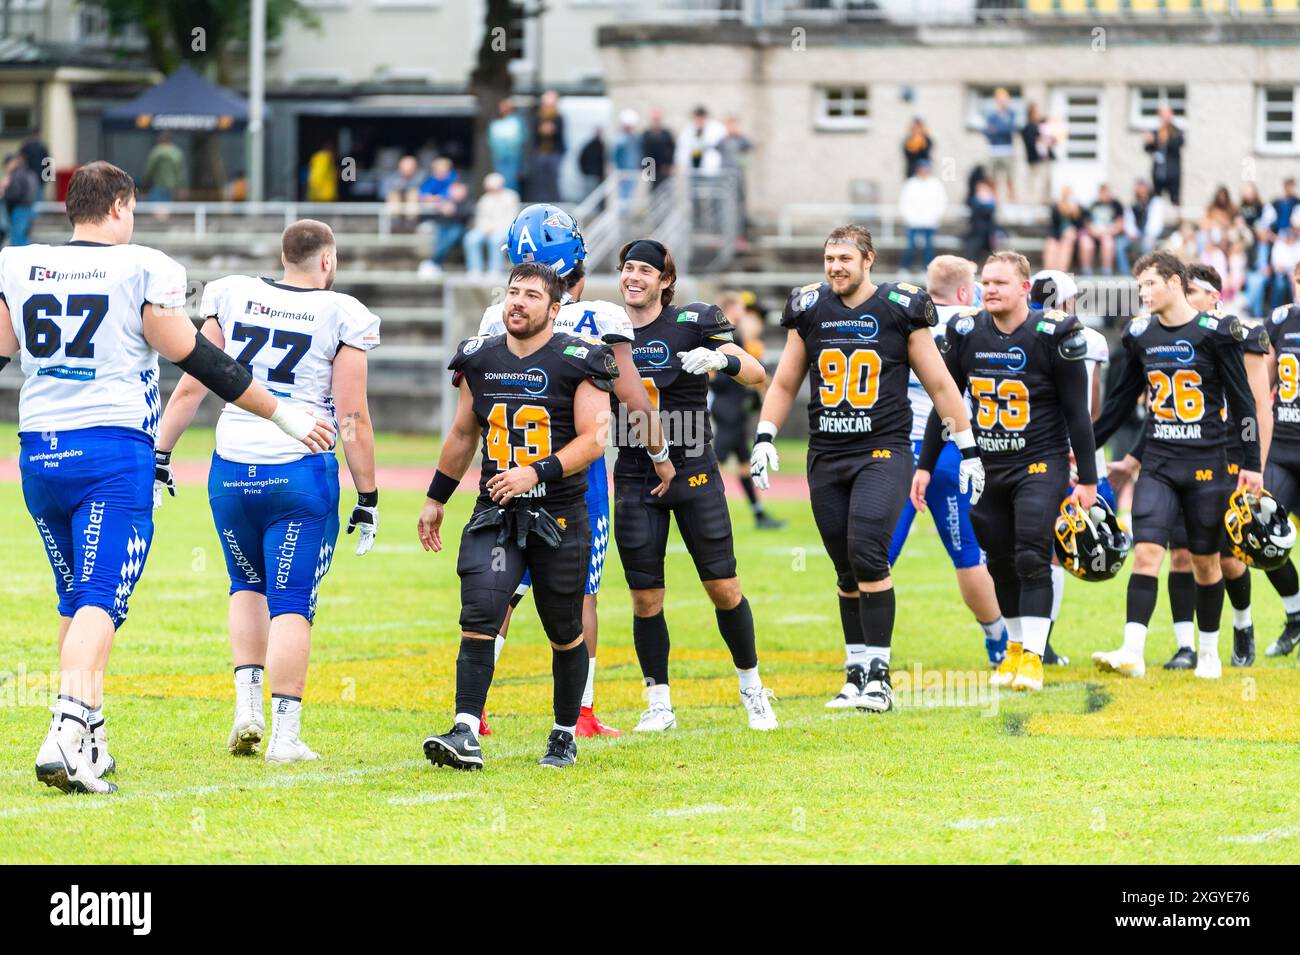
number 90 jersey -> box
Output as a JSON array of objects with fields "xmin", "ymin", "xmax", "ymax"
[
  {"xmin": 781, "ymin": 280, "xmax": 936, "ymax": 453},
  {"xmin": 1268, "ymin": 304, "xmax": 1300, "ymax": 467},
  {"xmin": 200, "ymin": 276, "xmax": 381, "ymax": 464},
  {"xmin": 479, "ymin": 298, "xmax": 634, "ymax": 344},
  {"xmin": 449, "ymin": 331, "xmax": 618, "ymax": 507},
  {"xmin": 0, "ymin": 242, "xmax": 187, "ymax": 437}
]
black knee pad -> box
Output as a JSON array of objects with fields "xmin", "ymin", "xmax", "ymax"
[
  {"xmin": 535, "ymin": 596, "xmax": 583, "ymax": 646},
  {"xmin": 1014, "ymin": 549, "xmax": 1052, "ymax": 583},
  {"xmin": 458, "ymin": 586, "xmax": 512, "ymax": 637},
  {"xmin": 986, "ymin": 555, "xmax": 1017, "ymax": 587},
  {"xmin": 836, "ymin": 569, "xmax": 857, "ymax": 593},
  {"xmin": 848, "ymin": 537, "xmax": 891, "ymax": 584}
]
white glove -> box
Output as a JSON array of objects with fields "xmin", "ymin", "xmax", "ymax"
[
  {"xmin": 346, "ymin": 491, "xmax": 378, "ymax": 556},
  {"xmin": 153, "ymin": 450, "xmax": 175, "ymax": 510},
  {"xmin": 750, "ymin": 440, "xmax": 779, "ymax": 491},
  {"xmin": 269, "ymin": 402, "xmax": 318, "ymax": 442},
  {"xmin": 677, "ymin": 347, "xmax": 728, "ymax": 375},
  {"xmin": 958, "ymin": 455, "xmax": 985, "ymax": 506}
]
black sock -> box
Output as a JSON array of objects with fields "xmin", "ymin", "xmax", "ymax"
[
  {"xmin": 858, "ymin": 588, "xmax": 896, "ymax": 650},
  {"xmin": 1266, "ymin": 560, "xmax": 1299, "ymax": 605},
  {"xmin": 1019, "ymin": 576, "xmax": 1054, "ymax": 619},
  {"xmin": 739, "ymin": 475, "xmax": 760, "ymax": 510},
  {"xmin": 1126, "ymin": 573, "xmax": 1159, "ymax": 626},
  {"xmin": 1225, "ymin": 571, "xmax": 1252, "ymax": 613},
  {"xmin": 716, "ymin": 596, "xmax": 758, "ymax": 670},
  {"xmin": 454, "ymin": 637, "xmax": 496, "ymax": 718},
  {"xmin": 633, "ymin": 612, "xmax": 671, "ymax": 686},
  {"xmin": 839, "ymin": 594, "xmax": 863, "ymax": 649},
  {"xmin": 1167, "ymin": 570, "xmax": 1195, "ymax": 626},
  {"xmin": 1196, "ymin": 578, "xmax": 1226, "ymax": 633},
  {"xmin": 551, "ymin": 643, "xmax": 588, "ymax": 729}
]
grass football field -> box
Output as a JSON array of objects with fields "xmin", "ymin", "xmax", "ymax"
[{"xmin": 1, "ymin": 430, "xmax": 1298, "ymax": 864}]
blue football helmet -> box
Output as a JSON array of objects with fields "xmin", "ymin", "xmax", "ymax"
[{"xmin": 505, "ymin": 204, "xmax": 587, "ymax": 277}]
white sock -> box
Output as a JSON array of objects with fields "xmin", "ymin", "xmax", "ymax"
[
  {"xmin": 1123, "ymin": 622, "xmax": 1148, "ymax": 656},
  {"xmin": 1020, "ymin": 616, "xmax": 1051, "ymax": 656},
  {"xmin": 737, "ymin": 666, "xmax": 761, "ymax": 692},
  {"xmin": 1172, "ymin": 621, "xmax": 1195, "ymax": 650},
  {"xmin": 1004, "ymin": 617, "xmax": 1024, "ymax": 646},
  {"xmin": 979, "ymin": 617, "xmax": 1006, "ymax": 643},
  {"xmin": 1283, "ymin": 592, "xmax": 1300, "ymax": 616},
  {"xmin": 581, "ymin": 656, "xmax": 596, "ymax": 708},
  {"xmin": 87, "ymin": 705, "xmax": 104, "ymax": 728},
  {"xmin": 271, "ymin": 694, "xmax": 302, "ymax": 741},
  {"xmin": 1050, "ymin": 564, "xmax": 1065, "ymax": 622},
  {"xmin": 54, "ymin": 696, "xmax": 89, "ymax": 731},
  {"xmin": 234, "ymin": 665, "xmax": 264, "ymax": 717},
  {"xmin": 845, "ymin": 643, "xmax": 870, "ymax": 668},
  {"xmin": 648, "ymin": 683, "xmax": 671, "ymax": 708},
  {"xmin": 454, "ymin": 712, "xmax": 481, "ymax": 739},
  {"xmin": 1233, "ymin": 606, "xmax": 1252, "ymax": 629},
  {"xmin": 553, "ymin": 722, "xmax": 576, "ymax": 735},
  {"xmin": 864, "ymin": 645, "xmax": 890, "ymax": 666},
  {"xmin": 493, "ymin": 634, "xmax": 505, "ymax": 663},
  {"xmin": 1198, "ymin": 630, "xmax": 1220, "ymax": 658}
]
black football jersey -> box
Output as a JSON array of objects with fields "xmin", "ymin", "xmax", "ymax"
[
  {"xmin": 1268, "ymin": 303, "xmax": 1300, "ymax": 466},
  {"xmin": 616, "ymin": 300, "xmax": 735, "ymax": 469},
  {"xmin": 938, "ymin": 308, "xmax": 1092, "ymax": 468},
  {"xmin": 1095, "ymin": 310, "xmax": 1257, "ymax": 466},
  {"xmin": 781, "ymin": 280, "xmax": 936, "ymax": 453},
  {"xmin": 449, "ymin": 331, "xmax": 617, "ymax": 506},
  {"xmin": 1223, "ymin": 312, "xmax": 1270, "ymax": 465}
]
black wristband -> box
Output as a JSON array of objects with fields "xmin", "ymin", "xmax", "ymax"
[
  {"xmin": 427, "ymin": 470, "xmax": 459, "ymax": 504},
  {"xmin": 756, "ymin": 429, "xmax": 776, "ymax": 445},
  {"xmin": 722, "ymin": 353, "xmax": 742, "ymax": 376},
  {"xmin": 531, "ymin": 454, "xmax": 564, "ymax": 483},
  {"xmin": 959, "ymin": 445, "xmax": 980, "ymax": 460},
  {"xmin": 156, "ymin": 449, "xmax": 172, "ymax": 464},
  {"xmin": 356, "ymin": 489, "xmax": 378, "ymax": 507}
]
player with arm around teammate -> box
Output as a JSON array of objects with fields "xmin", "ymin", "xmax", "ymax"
[
  {"xmin": 0, "ymin": 162, "xmax": 332, "ymax": 794},
  {"xmin": 154, "ymin": 219, "xmax": 380, "ymax": 762}
]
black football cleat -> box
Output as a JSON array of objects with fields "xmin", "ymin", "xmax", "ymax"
[
  {"xmin": 538, "ymin": 730, "xmax": 577, "ymax": 768},
  {"xmin": 754, "ymin": 512, "xmax": 786, "ymax": 531},
  {"xmin": 1042, "ymin": 638, "xmax": 1069, "ymax": 666},
  {"xmin": 423, "ymin": 724, "xmax": 483, "ymax": 771},
  {"xmin": 1265, "ymin": 613, "xmax": 1300, "ymax": 657},
  {"xmin": 1163, "ymin": 647, "xmax": 1197, "ymax": 670},
  {"xmin": 1231, "ymin": 625, "xmax": 1256, "ymax": 668}
]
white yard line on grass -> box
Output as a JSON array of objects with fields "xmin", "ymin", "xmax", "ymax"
[
  {"xmin": 947, "ymin": 817, "xmax": 1019, "ymax": 830},
  {"xmin": 650, "ymin": 804, "xmax": 749, "ymax": 818},
  {"xmin": 387, "ymin": 792, "xmax": 473, "ymax": 806},
  {"xmin": 1220, "ymin": 825, "xmax": 1300, "ymax": 845}
]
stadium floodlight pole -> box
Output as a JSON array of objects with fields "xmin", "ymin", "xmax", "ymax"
[{"xmin": 248, "ymin": 0, "xmax": 267, "ymax": 202}]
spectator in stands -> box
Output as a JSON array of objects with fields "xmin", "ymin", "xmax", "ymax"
[
  {"xmin": 20, "ymin": 130, "xmax": 48, "ymax": 199},
  {"xmin": 641, "ymin": 107, "xmax": 676, "ymax": 190},
  {"xmin": 899, "ymin": 159, "xmax": 947, "ymax": 272},
  {"xmin": 902, "ymin": 117, "xmax": 932, "ymax": 178},
  {"xmin": 306, "ymin": 142, "xmax": 337, "ymax": 202},
  {"xmin": 462, "ymin": 172, "xmax": 520, "ymax": 275},
  {"xmin": 676, "ymin": 105, "xmax": 725, "ymax": 177},
  {"xmin": 419, "ymin": 157, "xmax": 459, "ymax": 205},
  {"xmin": 1269, "ymin": 220, "xmax": 1300, "ymax": 312},
  {"xmin": 1021, "ymin": 101, "xmax": 1054, "ymax": 203},
  {"xmin": 1164, "ymin": 220, "xmax": 1201, "ymax": 261},
  {"xmin": 613, "ymin": 109, "xmax": 642, "ymax": 200},
  {"xmin": 1124, "ymin": 177, "xmax": 1164, "ymax": 258},
  {"xmin": 1144, "ymin": 104, "xmax": 1184, "ymax": 208},
  {"xmin": 418, "ymin": 179, "xmax": 475, "ymax": 277},
  {"xmin": 578, "ymin": 128, "xmax": 606, "ymax": 196},
  {"xmin": 983, "ymin": 87, "xmax": 1017, "ymax": 203},
  {"xmin": 488, "ymin": 97, "xmax": 526, "ymax": 194},
  {"xmin": 224, "ymin": 169, "xmax": 248, "ymax": 202},
  {"xmin": 383, "ymin": 154, "xmax": 424, "ymax": 231},
  {"xmin": 1043, "ymin": 185, "xmax": 1084, "ymax": 272},
  {"xmin": 531, "ymin": 89, "xmax": 565, "ymax": 202},
  {"xmin": 719, "ymin": 114, "xmax": 753, "ymax": 243},
  {"xmin": 1, "ymin": 153, "xmax": 38, "ymax": 246},
  {"xmin": 1200, "ymin": 185, "xmax": 1236, "ymax": 245},
  {"xmin": 143, "ymin": 132, "xmax": 185, "ymax": 202},
  {"xmin": 963, "ymin": 174, "xmax": 998, "ymax": 263},
  {"xmin": 1080, "ymin": 182, "xmax": 1126, "ymax": 276}
]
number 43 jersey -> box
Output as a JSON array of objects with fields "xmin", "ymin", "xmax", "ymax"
[
  {"xmin": 0, "ymin": 241, "xmax": 188, "ymax": 437},
  {"xmin": 200, "ymin": 276, "xmax": 381, "ymax": 464}
]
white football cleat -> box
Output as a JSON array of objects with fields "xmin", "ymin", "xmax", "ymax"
[
  {"xmin": 36, "ymin": 720, "xmax": 117, "ymax": 794},
  {"xmin": 1091, "ymin": 646, "xmax": 1146, "ymax": 678},
  {"xmin": 1194, "ymin": 654, "xmax": 1223, "ymax": 680},
  {"xmin": 228, "ymin": 712, "xmax": 265, "ymax": 756},
  {"xmin": 825, "ymin": 664, "xmax": 867, "ymax": 709},
  {"xmin": 856, "ymin": 662, "xmax": 895, "ymax": 713},
  {"xmin": 84, "ymin": 721, "xmax": 115, "ymax": 778},
  {"xmin": 632, "ymin": 702, "xmax": 677, "ymax": 732},
  {"xmin": 264, "ymin": 734, "xmax": 319, "ymax": 764},
  {"xmin": 740, "ymin": 686, "xmax": 778, "ymax": 731}
]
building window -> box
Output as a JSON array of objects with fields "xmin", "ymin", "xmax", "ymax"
[
  {"xmin": 1129, "ymin": 85, "xmax": 1186, "ymax": 130},
  {"xmin": 0, "ymin": 106, "xmax": 35, "ymax": 135},
  {"xmin": 1258, "ymin": 87, "xmax": 1300, "ymax": 154},
  {"xmin": 966, "ymin": 85, "xmax": 1024, "ymax": 130},
  {"xmin": 815, "ymin": 86, "xmax": 869, "ymax": 131}
]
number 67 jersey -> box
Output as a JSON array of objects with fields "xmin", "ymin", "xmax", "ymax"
[
  {"xmin": 200, "ymin": 276, "xmax": 381, "ymax": 464},
  {"xmin": 0, "ymin": 242, "xmax": 188, "ymax": 437}
]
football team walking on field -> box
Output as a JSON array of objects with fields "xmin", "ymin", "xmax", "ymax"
[{"xmin": 3, "ymin": 162, "xmax": 1296, "ymax": 789}]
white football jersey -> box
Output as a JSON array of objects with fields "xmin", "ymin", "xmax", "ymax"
[
  {"xmin": 0, "ymin": 242, "xmax": 186, "ymax": 437},
  {"xmin": 201, "ymin": 275, "xmax": 380, "ymax": 465},
  {"xmin": 907, "ymin": 302, "xmax": 967, "ymax": 442},
  {"xmin": 478, "ymin": 297, "xmax": 634, "ymax": 344},
  {"xmin": 1081, "ymin": 324, "xmax": 1110, "ymax": 477}
]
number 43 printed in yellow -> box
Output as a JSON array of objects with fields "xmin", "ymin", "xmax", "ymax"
[{"xmin": 486, "ymin": 402, "xmax": 552, "ymax": 469}]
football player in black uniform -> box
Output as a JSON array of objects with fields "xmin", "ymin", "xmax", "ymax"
[
  {"xmin": 916, "ymin": 251, "xmax": 1098, "ymax": 692},
  {"xmin": 1261, "ymin": 266, "xmax": 1300, "ymax": 657},
  {"xmin": 612, "ymin": 239, "xmax": 778, "ymax": 732},
  {"xmin": 418, "ymin": 263, "xmax": 617, "ymax": 770},
  {"xmin": 1093, "ymin": 252, "xmax": 1262, "ymax": 680},
  {"xmin": 751, "ymin": 225, "xmax": 982, "ymax": 712}
]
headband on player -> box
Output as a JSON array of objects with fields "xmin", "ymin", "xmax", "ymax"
[
  {"xmin": 1189, "ymin": 277, "xmax": 1218, "ymax": 294},
  {"xmin": 624, "ymin": 239, "xmax": 667, "ymax": 272}
]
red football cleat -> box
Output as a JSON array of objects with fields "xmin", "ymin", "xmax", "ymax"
[
  {"xmin": 479, "ymin": 709, "xmax": 492, "ymax": 737},
  {"xmin": 575, "ymin": 706, "xmax": 621, "ymax": 737}
]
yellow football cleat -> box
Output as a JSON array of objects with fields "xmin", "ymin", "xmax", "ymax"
[
  {"xmin": 1011, "ymin": 650, "xmax": 1044, "ymax": 692},
  {"xmin": 990, "ymin": 641, "xmax": 1022, "ymax": 687}
]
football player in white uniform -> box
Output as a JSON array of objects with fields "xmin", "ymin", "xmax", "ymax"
[
  {"xmin": 473, "ymin": 205, "xmax": 672, "ymax": 738},
  {"xmin": 154, "ymin": 220, "xmax": 380, "ymax": 763},
  {"xmin": 0, "ymin": 162, "xmax": 333, "ymax": 794}
]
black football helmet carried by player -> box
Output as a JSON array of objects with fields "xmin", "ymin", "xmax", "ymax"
[
  {"xmin": 1224, "ymin": 489, "xmax": 1297, "ymax": 571},
  {"xmin": 1054, "ymin": 496, "xmax": 1131, "ymax": 581}
]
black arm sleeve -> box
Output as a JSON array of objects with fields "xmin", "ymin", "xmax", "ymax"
[
  {"xmin": 1092, "ymin": 348, "xmax": 1146, "ymax": 449},
  {"xmin": 175, "ymin": 332, "xmax": 254, "ymax": 403},
  {"xmin": 1218, "ymin": 340, "xmax": 1261, "ymax": 472},
  {"xmin": 917, "ymin": 337, "xmax": 968, "ymax": 472},
  {"xmin": 1054, "ymin": 354, "xmax": 1098, "ymax": 485}
]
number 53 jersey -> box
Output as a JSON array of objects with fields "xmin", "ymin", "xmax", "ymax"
[
  {"xmin": 0, "ymin": 242, "xmax": 188, "ymax": 437},
  {"xmin": 200, "ymin": 276, "xmax": 381, "ymax": 464}
]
